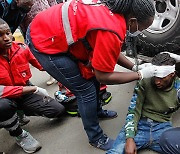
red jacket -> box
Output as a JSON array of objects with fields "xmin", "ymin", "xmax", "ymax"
[
  {"xmin": 30, "ymin": 0, "xmax": 126, "ymax": 79},
  {"xmin": 30, "ymin": 0, "xmax": 126, "ymax": 54},
  {"xmin": 0, "ymin": 42, "xmax": 43, "ymax": 98}
]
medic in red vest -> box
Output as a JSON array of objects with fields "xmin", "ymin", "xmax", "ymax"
[{"xmin": 27, "ymin": 0, "xmax": 156, "ymax": 151}]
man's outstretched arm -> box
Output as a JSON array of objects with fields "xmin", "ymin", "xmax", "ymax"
[{"xmin": 124, "ymin": 80, "xmax": 145, "ymax": 153}]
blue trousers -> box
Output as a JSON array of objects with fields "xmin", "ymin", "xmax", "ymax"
[
  {"xmin": 107, "ymin": 119, "xmax": 172, "ymax": 154},
  {"xmin": 26, "ymin": 28, "xmax": 103, "ymax": 143},
  {"xmin": 160, "ymin": 127, "xmax": 180, "ymax": 154}
]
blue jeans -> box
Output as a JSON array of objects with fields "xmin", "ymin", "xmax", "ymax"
[
  {"xmin": 107, "ymin": 119, "xmax": 172, "ymax": 154},
  {"xmin": 26, "ymin": 28, "xmax": 103, "ymax": 142},
  {"xmin": 160, "ymin": 127, "xmax": 180, "ymax": 154}
]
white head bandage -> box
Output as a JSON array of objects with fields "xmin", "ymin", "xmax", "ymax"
[{"xmin": 154, "ymin": 65, "xmax": 175, "ymax": 78}]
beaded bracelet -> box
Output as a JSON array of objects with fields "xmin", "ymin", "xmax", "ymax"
[{"xmin": 137, "ymin": 71, "xmax": 142, "ymax": 80}]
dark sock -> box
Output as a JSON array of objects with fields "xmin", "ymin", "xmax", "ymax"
[{"xmin": 9, "ymin": 126, "xmax": 23, "ymax": 137}]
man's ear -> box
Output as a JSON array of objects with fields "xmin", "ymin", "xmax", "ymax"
[{"xmin": 171, "ymin": 72, "xmax": 176, "ymax": 77}]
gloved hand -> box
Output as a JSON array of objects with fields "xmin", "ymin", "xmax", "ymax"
[
  {"xmin": 132, "ymin": 63, "xmax": 152, "ymax": 71},
  {"xmin": 138, "ymin": 65, "xmax": 157, "ymax": 79},
  {"xmin": 138, "ymin": 63, "xmax": 152, "ymax": 70},
  {"xmin": 161, "ymin": 52, "xmax": 180, "ymax": 63},
  {"xmin": 34, "ymin": 86, "xmax": 49, "ymax": 97}
]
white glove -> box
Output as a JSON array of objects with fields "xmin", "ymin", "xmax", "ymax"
[
  {"xmin": 34, "ymin": 86, "xmax": 49, "ymax": 97},
  {"xmin": 161, "ymin": 52, "xmax": 180, "ymax": 62},
  {"xmin": 132, "ymin": 63, "xmax": 152, "ymax": 71},
  {"xmin": 138, "ymin": 65, "xmax": 157, "ymax": 79},
  {"xmin": 138, "ymin": 63, "xmax": 152, "ymax": 70}
]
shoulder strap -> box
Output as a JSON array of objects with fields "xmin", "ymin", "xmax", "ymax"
[
  {"xmin": 81, "ymin": 37, "xmax": 93, "ymax": 52},
  {"xmin": 62, "ymin": 0, "xmax": 74, "ymax": 45},
  {"xmin": 67, "ymin": 37, "xmax": 93, "ymax": 65}
]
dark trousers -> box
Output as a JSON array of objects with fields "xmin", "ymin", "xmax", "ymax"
[
  {"xmin": 0, "ymin": 93, "xmax": 65, "ymax": 136},
  {"xmin": 160, "ymin": 127, "xmax": 180, "ymax": 154}
]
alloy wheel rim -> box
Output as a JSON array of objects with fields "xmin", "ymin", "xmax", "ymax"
[{"xmin": 146, "ymin": 0, "xmax": 180, "ymax": 34}]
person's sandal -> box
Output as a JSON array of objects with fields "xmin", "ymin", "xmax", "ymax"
[{"xmin": 46, "ymin": 77, "xmax": 56, "ymax": 86}]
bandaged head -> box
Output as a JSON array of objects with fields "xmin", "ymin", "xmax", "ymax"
[{"xmin": 154, "ymin": 65, "xmax": 175, "ymax": 78}]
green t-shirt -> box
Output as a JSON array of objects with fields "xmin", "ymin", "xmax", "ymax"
[{"xmin": 125, "ymin": 77, "xmax": 180, "ymax": 139}]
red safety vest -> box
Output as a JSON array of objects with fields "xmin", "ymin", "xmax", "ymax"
[{"xmin": 30, "ymin": 0, "xmax": 126, "ymax": 54}]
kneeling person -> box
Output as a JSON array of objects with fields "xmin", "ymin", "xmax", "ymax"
[
  {"xmin": 0, "ymin": 18, "xmax": 65, "ymax": 153},
  {"xmin": 107, "ymin": 53, "xmax": 180, "ymax": 154}
]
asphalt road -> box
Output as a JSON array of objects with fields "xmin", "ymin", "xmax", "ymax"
[{"xmin": 1, "ymin": 59, "xmax": 180, "ymax": 154}]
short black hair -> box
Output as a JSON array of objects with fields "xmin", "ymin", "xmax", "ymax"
[
  {"xmin": 152, "ymin": 53, "xmax": 180, "ymax": 77},
  {"xmin": 0, "ymin": 18, "xmax": 8, "ymax": 25},
  {"xmin": 152, "ymin": 53, "xmax": 176, "ymax": 66},
  {"xmin": 131, "ymin": 0, "xmax": 155, "ymax": 23}
]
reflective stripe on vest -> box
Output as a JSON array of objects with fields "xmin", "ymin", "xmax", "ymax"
[{"xmin": 62, "ymin": 0, "xmax": 74, "ymax": 45}]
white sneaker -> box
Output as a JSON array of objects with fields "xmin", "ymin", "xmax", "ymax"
[
  {"xmin": 16, "ymin": 130, "xmax": 41, "ymax": 153},
  {"xmin": 46, "ymin": 76, "xmax": 56, "ymax": 86}
]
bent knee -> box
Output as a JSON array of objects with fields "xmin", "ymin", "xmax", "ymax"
[
  {"xmin": 0, "ymin": 98, "xmax": 17, "ymax": 121},
  {"xmin": 44, "ymin": 103, "xmax": 65, "ymax": 118},
  {"xmin": 0, "ymin": 98, "xmax": 16, "ymax": 113}
]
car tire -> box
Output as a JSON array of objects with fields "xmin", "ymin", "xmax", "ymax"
[{"xmin": 138, "ymin": 0, "xmax": 180, "ymax": 57}]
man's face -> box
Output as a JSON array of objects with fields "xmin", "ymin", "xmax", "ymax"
[
  {"xmin": 16, "ymin": 0, "xmax": 33, "ymax": 13},
  {"xmin": 152, "ymin": 73, "xmax": 175, "ymax": 90},
  {"xmin": 0, "ymin": 23, "xmax": 13, "ymax": 51}
]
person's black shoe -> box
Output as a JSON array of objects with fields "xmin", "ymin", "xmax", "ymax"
[
  {"xmin": 100, "ymin": 91, "xmax": 112, "ymax": 106},
  {"xmin": 54, "ymin": 91, "xmax": 76, "ymax": 103},
  {"xmin": 54, "ymin": 91, "xmax": 78, "ymax": 117},
  {"xmin": 65, "ymin": 104, "xmax": 79, "ymax": 117},
  {"xmin": 99, "ymin": 89, "xmax": 112, "ymax": 106},
  {"xmin": 89, "ymin": 134, "xmax": 114, "ymax": 151},
  {"xmin": 98, "ymin": 110, "xmax": 118, "ymax": 119}
]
